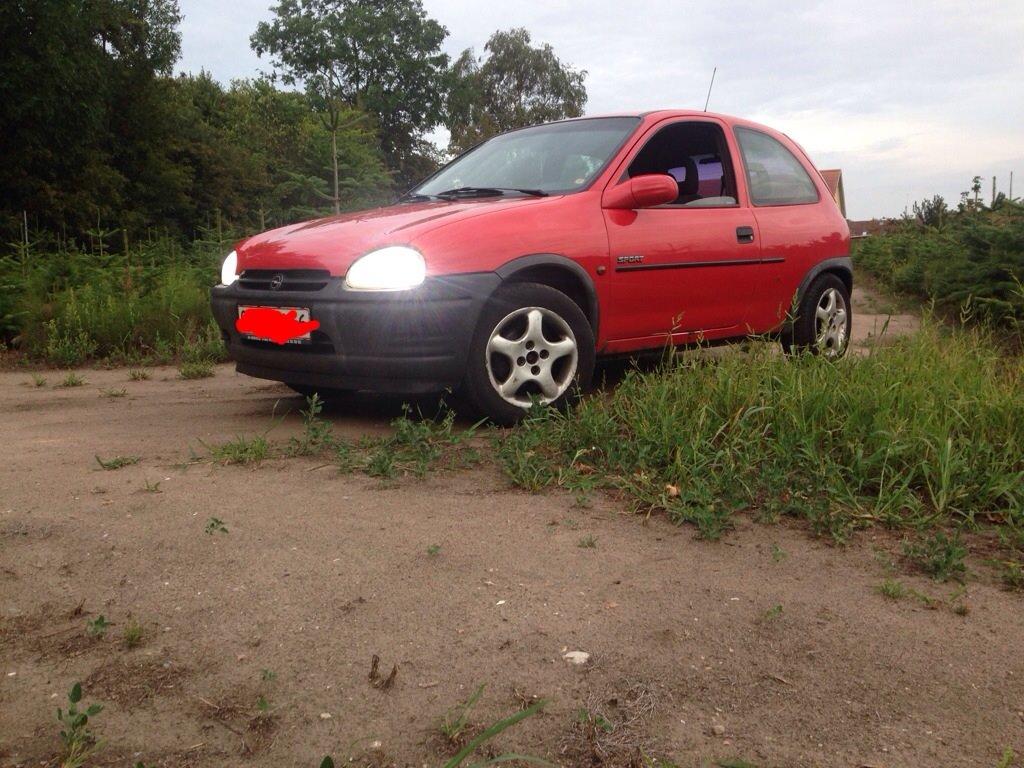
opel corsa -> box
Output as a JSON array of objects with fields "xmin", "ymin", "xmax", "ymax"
[{"xmin": 211, "ymin": 110, "xmax": 852, "ymax": 422}]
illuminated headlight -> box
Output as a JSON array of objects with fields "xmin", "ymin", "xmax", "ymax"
[
  {"xmin": 220, "ymin": 250, "xmax": 239, "ymax": 286},
  {"xmin": 345, "ymin": 246, "xmax": 426, "ymax": 291}
]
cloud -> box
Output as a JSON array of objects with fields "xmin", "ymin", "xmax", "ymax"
[{"xmin": 177, "ymin": 0, "xmax": 1024, "ymax": 219}]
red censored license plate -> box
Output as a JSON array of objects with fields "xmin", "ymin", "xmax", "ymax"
[{"xmin": 236, "ymin": 306, "xmax": 318, "ymax": 345}]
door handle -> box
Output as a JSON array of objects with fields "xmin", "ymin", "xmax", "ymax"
[{"xmin": 736, "ymin": 226, "xmax": 755, "ymax": 244}]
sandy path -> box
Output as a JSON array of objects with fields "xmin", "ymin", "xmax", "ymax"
[{"xmin": 1, "ymin": 293, "xmax": 1019, "ymax": 768}]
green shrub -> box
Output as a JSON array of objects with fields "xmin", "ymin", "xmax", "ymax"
[
  {"xmin": 2, "ymin": 235, "xmax": 229, "ymax": 365},
  {"xmin": 854, "ymin": 199, "xmax": 1024, "ymax": 323}
]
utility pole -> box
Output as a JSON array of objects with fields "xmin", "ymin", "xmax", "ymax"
[
  {"xmin": 1010, "ymin": 171, "xmax": 1014, "ymax": 200},
  {"xmin": 992, "ymin": 176, "xmax": 997, "ymax": 205}
]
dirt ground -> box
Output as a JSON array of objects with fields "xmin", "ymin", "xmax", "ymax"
[{"xmin": 2, "ymin": 293, "xmax": 1021, "ymax": 768}]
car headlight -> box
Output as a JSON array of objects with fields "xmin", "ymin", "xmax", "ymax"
[
  {"xmin": 345, "ymin": 246, "xmax": 426, "ymax": 291},
  {"xmin": 220, "ymin": 250, "xmax": 239, "ymax": 286}
]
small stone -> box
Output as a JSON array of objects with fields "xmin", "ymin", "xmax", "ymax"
[
  {"xmin": 563, "ymin": 651, "xmax": 590, "ymax": 665},
  {"xmin": 319, "ymin": 712, "xmax": 332, "ymax": 720},
  {"xmin": 711, "ymin": 724, "xmax": 726, "ymax": 736}
]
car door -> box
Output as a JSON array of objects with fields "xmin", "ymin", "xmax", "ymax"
[
  {"xmin": 732, "ymin": 125, "xmax": 848, "ymax": 330},
  {"xmin": 601, "ymin": 117, "xmax": 762, "ymax": 347}
]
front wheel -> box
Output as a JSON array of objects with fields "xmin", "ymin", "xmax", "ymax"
[
  {"xmin": 782, "ymin": 274, "xmax": 852, "ymax": 359},
  {"xmin": 463, "ymin": 282, "xmax": 595, "ymax": 424}
]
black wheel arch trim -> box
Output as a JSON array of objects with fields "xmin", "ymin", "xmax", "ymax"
[
  {"xmin": 493, "ymin": 253, "xmax": 600, "ymax": 335},
  {"xmin": 795, "ymin": 256, "xmax": 853, "ymax": 311}
]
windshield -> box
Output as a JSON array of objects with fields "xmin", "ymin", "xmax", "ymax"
[{"xmin": 412, "ymin": 117, "xmax": 640, "ymax": 197}]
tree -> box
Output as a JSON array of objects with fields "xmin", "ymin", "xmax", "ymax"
[
  {"xmin": 251, "ymin": 0, "xmax": 449, "ymax": 210},
  {"xmin": 445, "ymin": 28, "xmax": 587, "ymax": 155}
]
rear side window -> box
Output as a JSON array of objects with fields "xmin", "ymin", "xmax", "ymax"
[{"xmin": 735, "ymin": 127, "xmax": 819, "ymax": 206}]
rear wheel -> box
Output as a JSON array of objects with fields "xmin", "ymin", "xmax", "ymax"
[
  {"xmin": 782, "ymin": 273, "xmax": 851, "ymax": 359},
  {"xmin": 464, "ymin": 282, "xmax": 595, "ymax": 424}
]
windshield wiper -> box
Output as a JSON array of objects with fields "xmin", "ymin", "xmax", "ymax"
[
  {"xmin": 397, "ymin": 192, "xmax": 444, "ymax": 203},
  {"xmin": 435, "ymin": 186, "xmax": 549, "ymax": 198}
]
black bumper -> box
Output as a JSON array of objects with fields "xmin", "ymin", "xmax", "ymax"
[{"xmin": 210, "ymin": 273, "xmax": 501, "ymax": 394}]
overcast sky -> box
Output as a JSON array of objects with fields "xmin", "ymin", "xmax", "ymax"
[{"xmin": 177, "ymin": 0, "xmax": 1024, "ymax": 220}]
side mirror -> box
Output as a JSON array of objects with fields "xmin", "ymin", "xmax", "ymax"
[{"xmin": 602, "ymin": 174, "xmax": 678, "ymax": 210}]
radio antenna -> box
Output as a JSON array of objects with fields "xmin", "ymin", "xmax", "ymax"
[{"xmin": 703, "ymin": 67, "xmax": 717, "ymax": 112}]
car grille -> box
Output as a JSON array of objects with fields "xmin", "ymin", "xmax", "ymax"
[{"xmin": 238, "ymin": 269, "xmax": 332, "ymax": 292}]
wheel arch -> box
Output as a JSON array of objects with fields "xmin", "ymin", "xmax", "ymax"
[
  {"xmin": 798, "ymin": 256, "xmax": 853, "ymax": 300},
  {"xmin": 494, "ymin": 254, "xmax": 599, "ymax": 335}
]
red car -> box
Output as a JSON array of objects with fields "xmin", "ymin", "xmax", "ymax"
[{"xmin": 211, "ymin": 110, "xmax": 851, "ymax": 422}]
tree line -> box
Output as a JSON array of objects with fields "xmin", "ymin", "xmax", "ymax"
[{"xmin": 0, "ymin": 0, "xmax": 588, "ymax": 244}]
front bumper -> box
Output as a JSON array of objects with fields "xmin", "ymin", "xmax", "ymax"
[{"xmin": 210, "ymin": 273, "xmax": 501, "ymax": 394}]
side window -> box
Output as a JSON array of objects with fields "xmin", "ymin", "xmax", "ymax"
[
  {"xmin": 627, "ymin": 122, "xmax": 738, "ymax": 207},
  {"xmin": 734, "ymin": 127, "xmax": 819, "ymax": 206}
]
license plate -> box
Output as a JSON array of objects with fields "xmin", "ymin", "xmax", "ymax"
[{"xmin": 237, "ymin": 305, "xmax": 314, "ymax": 344}]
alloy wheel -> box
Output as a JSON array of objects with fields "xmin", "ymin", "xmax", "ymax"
[
  {"xmin": 485, "ymin": 306, "xmax": 579, "ymax": 407},
  {"xmin": 815, "ymin": 287, "xmax": 849, "ymax": 358}
]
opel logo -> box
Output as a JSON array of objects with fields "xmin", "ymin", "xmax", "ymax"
[{"xmin": 269, "ymin": 273, "xmax": 285, "ymax": 291}]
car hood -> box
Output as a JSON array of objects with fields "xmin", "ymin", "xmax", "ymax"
[{"xmin": 235, "ymin": 197, "xmax": 553, "ymax": 276}]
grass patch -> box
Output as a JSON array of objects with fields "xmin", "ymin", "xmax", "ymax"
[
  {"xmin": 903, "ymin": 531, "xmax": 968, "ymax": 582},
  {"xmin": 206, "ymin": 435, "xmax": 270, "ymax": 465},
  {"xmin": 496, "ymin": 321, "xmax": 1023, "ymax": 550},
  {"xmin": 100, "ymin": 387, "xmax": 127, "ymax": 398},
  {"xmin": 59, "ymin": 372, "xmax": 86, "ymax": 388},
  {"xmin": 876, "ymin": 579, "xmax": 907, "ymax": 600},
  {"xmin": 30, "ymin": 373, "xmax": 47, "ymax": 387},
  {"xmin": 178, "ymin": 359, "xmax": 215, "ymax": 379},
  {"xmin": 122, "ymin": 619, "xmax": 144, "ymax": 648},
  {"xmin": 128, "ymin": 369, "xmax": 150, "ymax": 381}
]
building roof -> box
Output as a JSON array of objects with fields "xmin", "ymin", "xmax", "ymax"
[
  {"xmin": 820, "ymin": 169, "xmax": 842, "ymax": 197},
  {"xmin": 819, "ymin": 169, "xmax": 846, "ymax": 216}
]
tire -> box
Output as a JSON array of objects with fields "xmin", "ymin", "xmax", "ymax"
[
  {"xmin": 286, "ymin": 384, "xmax": 353, "ymax": 402},
  {"xmin": 463, "ymin": 282, "xmax": 595, "ymax": 424},
  {"xmin": 781, "ymin": 273, "xmax": 852, "ymax": 359}
]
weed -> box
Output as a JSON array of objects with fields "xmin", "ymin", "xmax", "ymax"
[
  {"xmin": 904, "ymin": 531, "xmax": 968, "ymax": 582},
  {"xmin": 59, "ymin": 373, "xmax": 85, "ymax": 388},
  {"xmin": 122, "ymin": 619, "xmax": 143, "ymax": 648},
  {"xmin": 577, "ymin": 535, "xmax": 598, "ymax": 549},
  {"xmin": 576, "ymin": 708, "xmax": 614, "ymax": 733},
  {"xmin": 206, "ymin": 435, "xmax": 270, "ymax": 465},
  {"xmin": 762, "ymin": 604, "xmax": 784, "ymax": 621},
  {"xmin": 365, "ymin": 447, "xmax": 397, "ymax": 479},
  {"xmin": 770, "ymin": 544, "xmax": 787, "ymax": 563},
  {"xmin": 95, "ymin": 455, "xmax": 140, "ymax": 470},
  {"xmin": 205, "ymin": 517, "xmax": 228, "ymax": 535},
  {"xmin": 953, "ymin": 602, "xmax": 971, "ymax": 616},
  {"xmin": 128, "ymin": 369, "xmax": 151, "ymax": 381},
  {"xmin": 876, "ymin": 579, "xmax": 907, "ymax": 600},
  {"xmin": 427, "ymin": 544, "xmax": 442, "ymax": 557},
  {"xmin": 256, "ymin": 695, "xmax": 270, "ymax": 713},
  {"xmin": 288, "ymin": 394, "xmax": 334, "ymax": 456},
  {"xmin": 179, "ymin": 359, "xmax": 214, "ymax": 379},
  {"xmin": 100, "ymin": 387, "xmax": 127, "ymax": 398},
  {"xmin": 997, "ymin": 559, "xmax": 1024, "ymax": 590},
  {"xmin": 441, "ymin": 684, "xmax": 484, "ymax": 743},
  {"xmin": 996, "ymin": 747, "xmax": 1016, "ymax": 768},
  {"xmin": 142, "ymin": 479, "xmax": 161, "ymax": 493},
  {"xmin": 334, "ymin": 440, "xmax": 359, "ymax": 473},
  {"xmin": 86, "ymin": 615, "xmax": 110, "ymax": 638},
  {"xmin": 31, "ymin": 373, "xmax": 47, "ymax": 387},
  {"xmin": 261, "ymin": 669, "xmax": 276, "ymax": 683},
  {"xmin": 715, "ymin": 760, "xmax": 758, "ymax": 768},
  {"xmin": 56, "ymin": 683, "xmax": 104, "ymax": 768}
]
